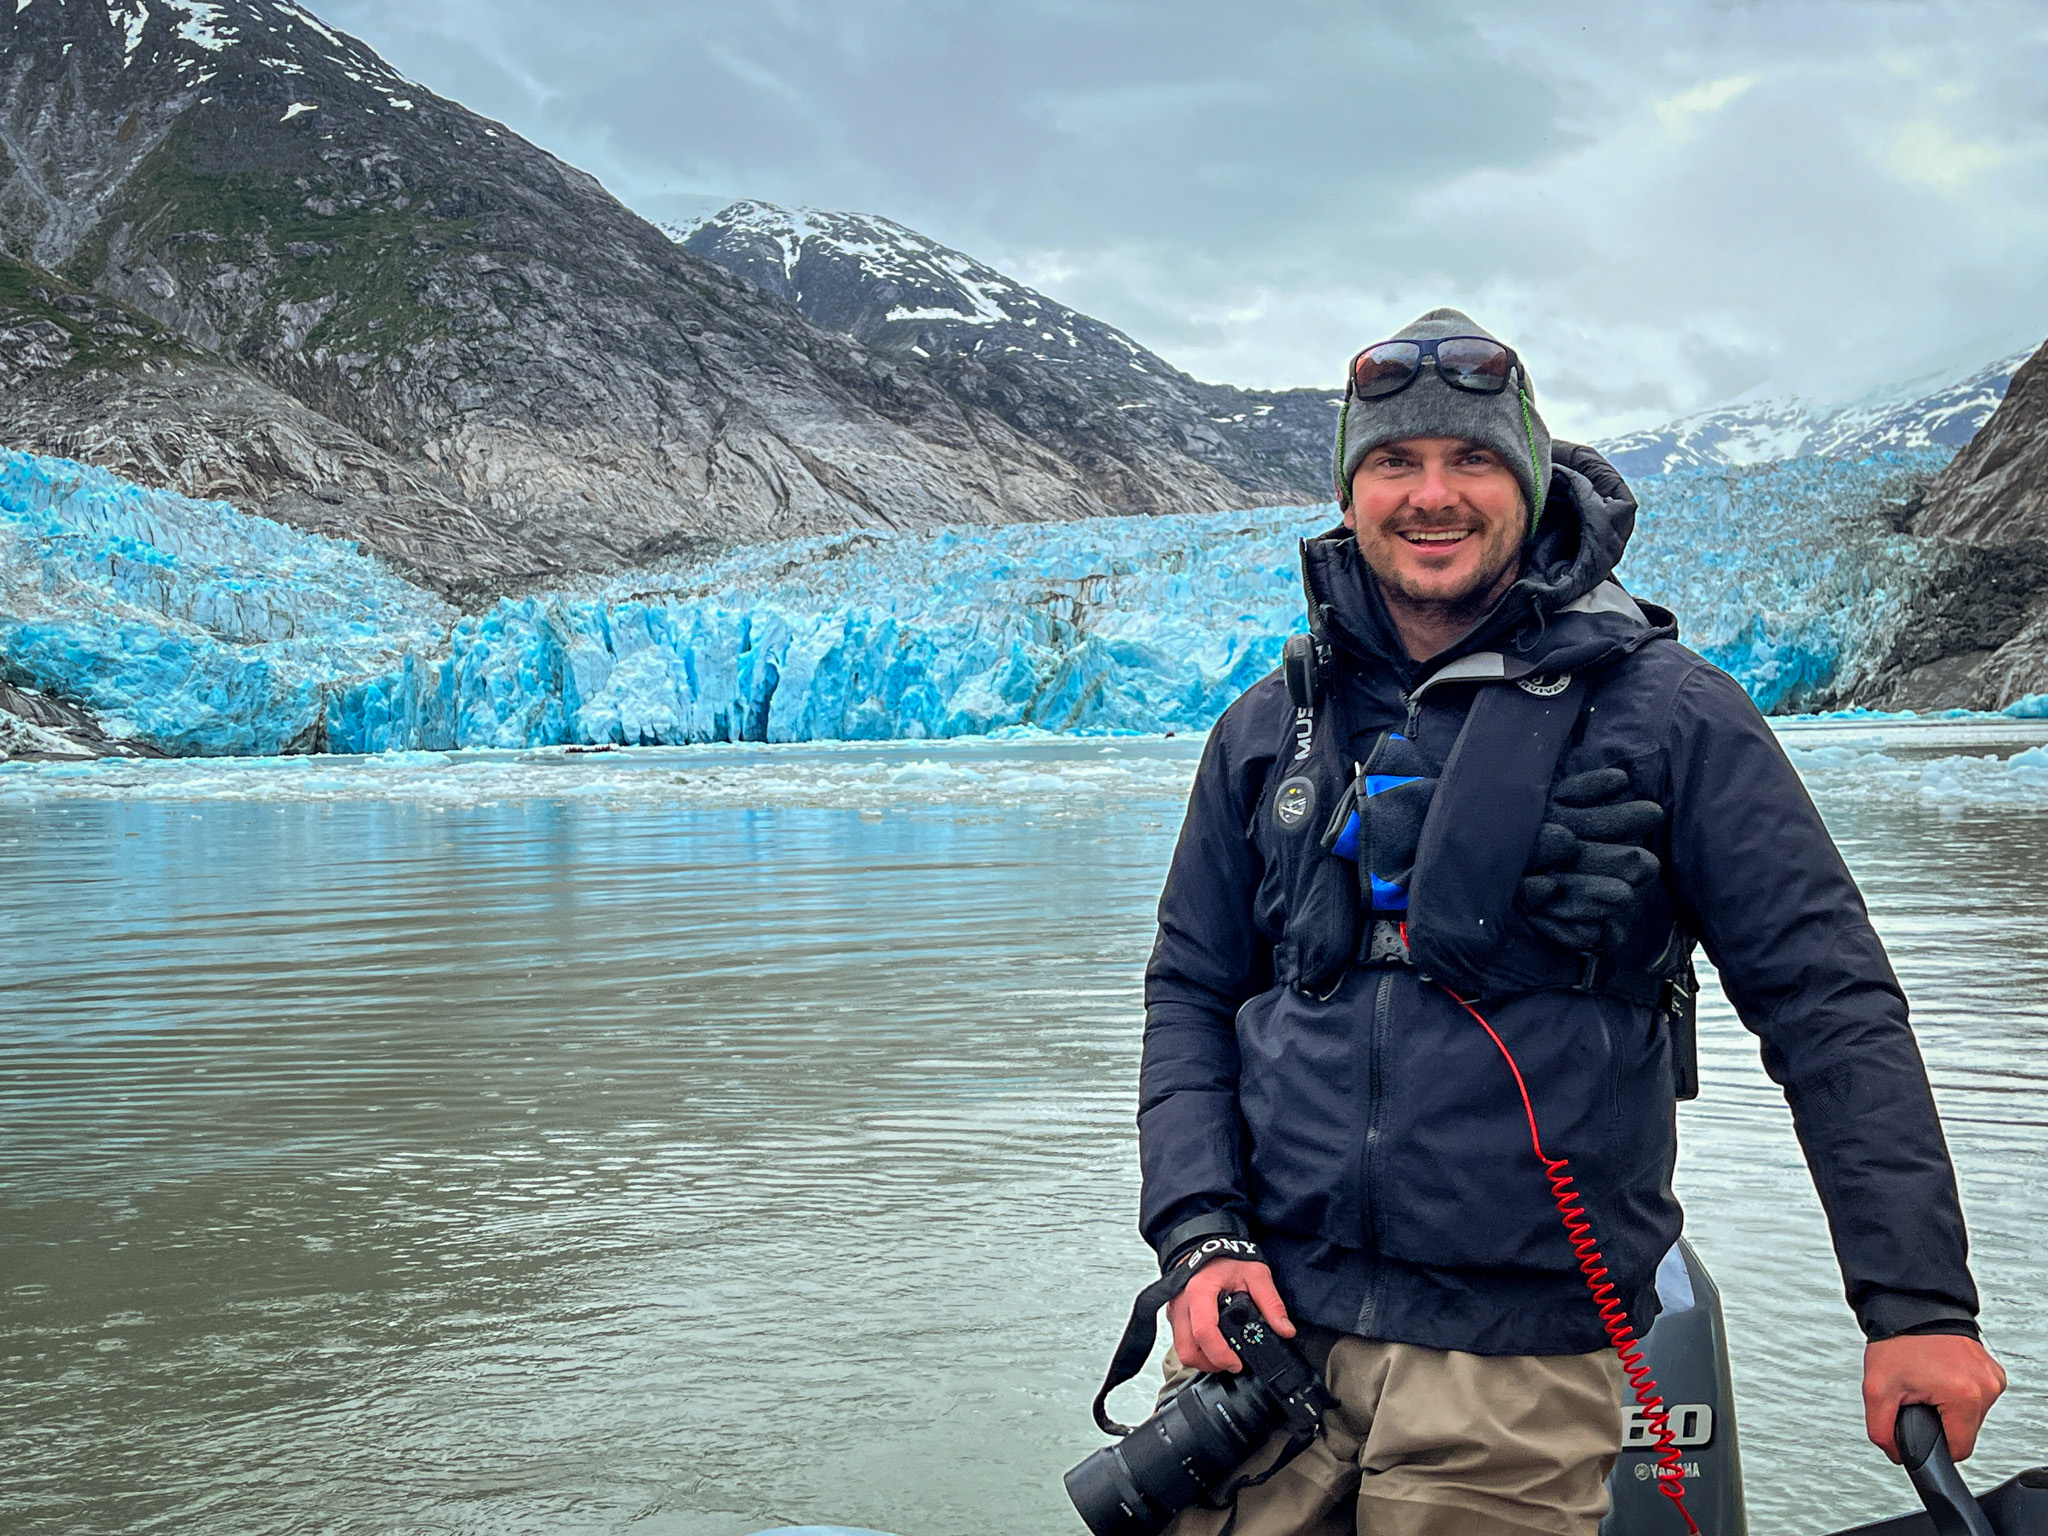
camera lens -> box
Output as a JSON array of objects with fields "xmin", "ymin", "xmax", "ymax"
[{"xmin": 1064, "ymin": 1372, "xmax": 1279, "ymax": 1536}]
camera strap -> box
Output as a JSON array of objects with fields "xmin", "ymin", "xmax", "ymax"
[
  {"xmin": 1090, "ymin": 1237, "xmax": 1268, "ymax": 1436},
  {"xmin": 1205, "ymin": 1422, "xmax": 1321, "ymax": 1536}
]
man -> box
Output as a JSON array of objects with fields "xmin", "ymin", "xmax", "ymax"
[{"xmin": 1137, "ymin": 308, "xmax": 2005, "ymax": 1536}]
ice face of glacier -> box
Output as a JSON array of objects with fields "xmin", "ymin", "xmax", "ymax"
[
  {"xmin": 0, "ymin": 441, "xmax": 1964, "ymax": 756},
  {"xmin": 327, "ymin": 511, "xmax": 1321, "ymax": 751},
  {"xmin": 1618, "ymin": 452, "xmax": 1951, "ymax": 714},
  {"xmin": 0, "ymin": 448, "xmax": 451, "ymax": 754}
]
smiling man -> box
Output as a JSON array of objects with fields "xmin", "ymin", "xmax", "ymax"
[{"xmin": 1134, "ymin": 309, "xmax": 2004, "ymax": 1535}]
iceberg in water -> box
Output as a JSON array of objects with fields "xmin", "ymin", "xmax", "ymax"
[{"xmin": 0, "ymin": 440, "xmax": 1967, "ymax": 755}]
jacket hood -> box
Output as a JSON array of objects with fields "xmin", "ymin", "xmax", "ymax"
[
  {"xmin": 1516, "ymin": 440, "xmax": 1639, "ymax": 612},
  {"xmin": 1299, "ymin": 440, "xmax": 1668, "ymax": 678}
]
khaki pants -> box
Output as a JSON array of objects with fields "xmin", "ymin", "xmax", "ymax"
[{"xmin": 1160, "ymin": 1331, "xmax": 1626, "ymax": 1536}]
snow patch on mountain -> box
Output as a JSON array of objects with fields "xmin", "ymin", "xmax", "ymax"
[
  {"xmin": 98, "ymin": 0, "xmax": 419, "ymax": 94},
  {"xmin": 162, "ymin": 0, "xmax": 231, "ymax": 51}
]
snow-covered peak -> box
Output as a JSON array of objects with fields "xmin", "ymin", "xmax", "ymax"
[
  {"xmin": 1595, "ymin": 350, "xmax": 2028, "ymax": 480},
  {"xmin": 87, "ymin": 0, "xmax": 416, "ymax": 100},
  {"xmin": 672, "ymin": 199, "xmax": 1116, "ymax": 353},
  {"xmin": 1807, "ymin": 351, "xmax": 2029, "ymax": 457}
]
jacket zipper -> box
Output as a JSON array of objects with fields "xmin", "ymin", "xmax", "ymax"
[{"xmin": 1356, "ymin": 966, "xmax": 1395, "ymax": 1337}]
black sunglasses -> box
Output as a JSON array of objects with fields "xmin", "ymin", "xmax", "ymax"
[{"xmin": 1347, "ymin": 335, "xmax": 1523, "ymax": 400}]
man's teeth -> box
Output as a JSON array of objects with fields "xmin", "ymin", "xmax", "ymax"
[{"xmin": 1404, "ymin": 530, "xmax": 1469, "ymax": 544}]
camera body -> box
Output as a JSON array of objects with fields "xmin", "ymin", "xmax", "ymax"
[{"xmin": 1065, "ymin": 1294, "xmax": 1334, "ymax": 1536}]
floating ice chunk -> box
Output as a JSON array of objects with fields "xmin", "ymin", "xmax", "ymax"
[
  {"xmin": 1783, "ymin": 744, "xmax": 1898, "ymax": 769},
  {"xmin": 0, "ymin": 741, "xmax": 1206, "ymax": 810}
]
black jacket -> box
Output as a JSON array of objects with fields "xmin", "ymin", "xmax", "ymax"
[{"xmin": 1138, "ymin": 447, "xmax": 1980, "ymax": 1355}]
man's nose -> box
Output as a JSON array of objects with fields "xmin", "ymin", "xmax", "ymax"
[{"xmin": 1408, "ymin": 461, "xmax": 1458, "ymax": 511}]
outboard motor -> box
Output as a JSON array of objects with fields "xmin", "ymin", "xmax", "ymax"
[
  {"xmin": 1600, "ymin": 1243, "xmax": 2048, "ymax": 1536},
  {"xmin": 1602, "ymin": 1240, "xmax": 1745, "ymax": 1534}
]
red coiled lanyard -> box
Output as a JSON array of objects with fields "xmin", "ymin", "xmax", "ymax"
[{"xmin": 1439, "ymin": 982, "xmax": 1703, "ymax": 1535}]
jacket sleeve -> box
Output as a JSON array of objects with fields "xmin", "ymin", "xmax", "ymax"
[
  {"xmin": 1137, "ymin": 710, "xmax": 1272, "ymax": 1263},
  {"xmin": 1664, "ymin": 663, "xmax": 1980, "ymax": 1339}
]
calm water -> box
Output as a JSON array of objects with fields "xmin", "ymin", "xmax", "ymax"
[{"xmin": 4, "ymin": 730, "xmax": 2048, "ymax": 1536}]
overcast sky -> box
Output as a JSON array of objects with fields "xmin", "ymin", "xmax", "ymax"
[{"xmin": 318, "ymin": 0, "xmax": 2048, "ymax": 441}]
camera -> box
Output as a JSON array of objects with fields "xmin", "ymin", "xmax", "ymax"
[{"xmin": 1065, "ymin": 1292, "xmax": 1333, "ymax": 1536}]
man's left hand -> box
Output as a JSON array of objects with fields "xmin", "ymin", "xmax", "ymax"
[{"xmin": 1863, "ymin": 1333, "xmax": 2007, "ymax": 1462}]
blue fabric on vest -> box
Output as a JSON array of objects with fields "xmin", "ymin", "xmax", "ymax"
[
  {"xmin": 1137, "ymin": 442, "xmax": 1981, "ymax": 1354},
  {"xmin": 1328, "ymin": 812, "xmax": 1361, "ymax": 862},
  {"xmin": 1331, "ymin": 774, "xmax": 1424, "ymax": 907}
]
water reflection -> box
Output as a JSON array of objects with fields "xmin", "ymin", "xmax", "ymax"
[{"xmin": 2, "ymin": 742, "xmax": 2046, "ymax": 1536}]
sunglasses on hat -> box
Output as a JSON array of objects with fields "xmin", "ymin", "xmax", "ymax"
[{"xmin": 1347, "ymin": 335, "xmax": 1523, "ymax": 400}]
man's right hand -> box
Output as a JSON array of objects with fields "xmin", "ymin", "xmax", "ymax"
[{"xmin": 1167, "ymin": 1258, "xmax": 1295, "ymax": 1373}]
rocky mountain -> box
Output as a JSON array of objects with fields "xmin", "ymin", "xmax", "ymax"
[
  {"xmin": 0, "ymin": 2, "xmax": 1289, "ymax": 605},
  {"xmin": 1594, "ymin": 351, "xmax": 2024, "ymax": 482},
  {"xmin": 671, "ymin": 201, "xmax": 1340, "ymax": 507},
  {"xmin": 1845, "ymin": 338, "xmax": 2048, "ymax": 710}
]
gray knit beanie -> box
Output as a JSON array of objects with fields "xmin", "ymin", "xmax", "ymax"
[{"xmin": 1334, "ymin": 307, "xmax": 1552, "ymax": 528}]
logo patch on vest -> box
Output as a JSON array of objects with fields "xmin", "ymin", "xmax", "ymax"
[
  {"xmin": 1274, "ymin": 775, "xmax": 1317, "ymax": 830},
  {"xmin": 1516, "ymin": 672, "xmax": 1573, "ymax": 697}
]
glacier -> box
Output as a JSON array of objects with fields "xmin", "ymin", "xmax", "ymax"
[
  {"xmin": 1615, "ymin": 453, "xmax": 1946, "ymax": 712},
  {"xmin": 0, "ymin": 448, "xmax": 451, "ymax": 755},
  {"xmin": 0, "ymin": 439, "xmax": 1987, "ymax": 757}
]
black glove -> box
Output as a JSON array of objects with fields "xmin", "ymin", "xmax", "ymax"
[
  {"xmin": 1519, "ymin": 767, "xmax": 1664, "ymax": 952},
  {"xmin": 1359, "ymin": 732, "xmax": 1435, "ymax": 907}
]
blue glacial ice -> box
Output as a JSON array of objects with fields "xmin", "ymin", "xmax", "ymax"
[
  {"xmin": 0, "ymin": 448, "xmax": 451, "ymax": 754},
  {"xmin": 330, "ymin": 508, "xmax": 1326, "ymax": 751},
  {"xmin": 0, "ymin": 440, "xmax": 1981, "ymax": 756},
  {"xmin": 1617, "ymin": 453, "xmax": 1949, "ymax": 713}
]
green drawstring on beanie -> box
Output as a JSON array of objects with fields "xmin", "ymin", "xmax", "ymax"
[
  {"xmin": 1334, "ymin": 407, "xmax": 1350, "ymax": 504},
  {"xmin": 1519, "ymin": 386, "xmax": 1543, "ymax": 537}
]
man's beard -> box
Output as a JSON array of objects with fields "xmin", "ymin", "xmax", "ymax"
[{"xmin": 1369, "ymin": 520, "xmax": 1524, "ymax": 622}]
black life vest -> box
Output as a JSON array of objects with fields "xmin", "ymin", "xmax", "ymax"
[{"xmin": 1258, "ymin": 578, "xmax": 1691, "ymax": 1011}]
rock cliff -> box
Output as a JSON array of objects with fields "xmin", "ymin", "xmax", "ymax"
[
  {"xmin": 0, "ymin": 2, "xmax": 1292, "ymax": 604},
  {"xmin": 1855, "ymin": 339, "xmax": 2048, "ymax": 709}
]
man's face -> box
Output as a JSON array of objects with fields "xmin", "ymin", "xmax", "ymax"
[{"xmin": 1344, "ymin": 437, "xmax": 1527, "ymax": 608}]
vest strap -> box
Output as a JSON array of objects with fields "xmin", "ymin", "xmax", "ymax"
[{"xmin": 1406, "ymin": 675, "xmax": 1590, "ymax": 996}]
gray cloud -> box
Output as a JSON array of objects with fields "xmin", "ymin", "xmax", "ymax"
[{"xmin": 321, "ymin": 0, "xmax": 2048, "ymax": 439}]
